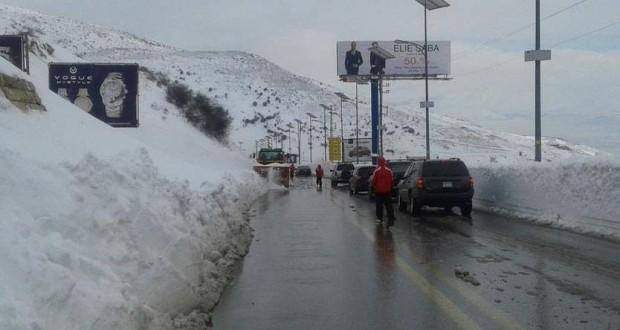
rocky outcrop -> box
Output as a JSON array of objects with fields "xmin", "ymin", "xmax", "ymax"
[{"xmin": 0, "ymin": 73, "xmax": 46, "ymax": 112}]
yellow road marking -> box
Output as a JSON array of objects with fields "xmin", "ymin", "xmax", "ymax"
[{"xmin": 336, "ymin": 193, "xmax": 521, "ymax": 330}]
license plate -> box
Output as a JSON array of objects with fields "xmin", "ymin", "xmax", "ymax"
[{"xmin": 442, "ymin": 181, "xmax": 453, "ymax": 188}]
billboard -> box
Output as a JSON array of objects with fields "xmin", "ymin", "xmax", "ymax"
[
  {"xmin": 328, "ymin": 137, "xmax": 342, "ymax": 162},
  {"xmin": 49, "ymin": 63, "xmax": 139, "ymax": 127},
  {"xmin": 337, "ymin": 40, "xmax": 450, "ymax": 78},
  {"xmin": 0, "ymin": 35, "xmax": 26, "ymax": 72},
  {"xmin": 343, "ymin": 138, "xmax": 372, "ymax": 163}
]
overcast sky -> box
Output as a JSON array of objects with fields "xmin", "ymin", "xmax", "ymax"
[{"xmin": 3, "ymin": 0, "xmax": 619, "ymax": 155}]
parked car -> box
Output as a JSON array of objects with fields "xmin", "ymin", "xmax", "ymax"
[
  {"xmin": 368, "ymin": 159, "xmax": 413, "ymax": 200},
  {"xmin": 396, "ymin": 158, "xmax": 474, "ymax": 218},
  {"xmin": 330, "ymin": 162, "xmax": 355, "ymax": 187},
  {"xmin": 349, "ymin": 146, "xmax": 371, "ymax": 158},
  {"xmin": 296, "ymin": 165, "xmax": 312, "ymax": 177},
  {"xmin": 349, "ymin": 165, "xmax": 376, "ymax": 195}
]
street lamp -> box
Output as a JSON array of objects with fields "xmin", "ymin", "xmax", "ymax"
[
  {"xmin": 413, "ymin": 0, "xmax": 449, "ymax": 160},
  {"xmin": 335, "ymin": 92, "xmax": 352, "ymax": 161},
  {"xmin": 306, "ymin": 112, "xmax": 318, "ymax": 163},
  {"xmin": 294, "ymin": 119, "xmax": 303, "ymax": 164},
  {"xmin": 319, "ymin": 104, "xmax": 332, "ymax": 162}
]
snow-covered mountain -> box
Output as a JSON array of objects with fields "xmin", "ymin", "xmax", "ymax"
[{"xmin": 0, "ymin": 4, "xmax": 605, "ymax": 165}]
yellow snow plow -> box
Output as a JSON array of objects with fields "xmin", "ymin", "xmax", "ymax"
[{"xmin": 253, "ymin": 148, "xmax": 292, "ymax": 188}]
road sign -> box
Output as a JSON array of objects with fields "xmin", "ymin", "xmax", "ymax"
[
  {"xmin": 328, "ymin": 137, "xmax": 342, "ymax": 162},
  {"xmin": 525, "ymin": 50, "xmax": 551, "ymax": 62},
  {"xmin": 420, "ymin": 101, "xmax": 435, "ymax": 108}
]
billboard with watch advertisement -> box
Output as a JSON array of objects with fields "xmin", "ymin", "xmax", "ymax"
[
  {"xmin": 0, "ymin": 34, "xmax": 27, "ymax": 72},
  {"xmin": 49, "ymin": 63, "xmax": 139, "ymax": 127}
]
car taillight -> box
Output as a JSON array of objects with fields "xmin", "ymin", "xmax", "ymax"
[
  {"xmin": 416, "ymin": 177, "xmax": 425, "ymax": 189},
  {"xmin": 468, "ymin": 177, "xmax": 474, "ymax": 189}
]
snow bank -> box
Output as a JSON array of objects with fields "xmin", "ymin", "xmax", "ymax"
[
  {"xmin": 0, "ymin": 37, "xmax": 268, "ymax": 328},
  {"xmin": 471, "ymin": 162, "xmax": 620, "ymax": 240}
]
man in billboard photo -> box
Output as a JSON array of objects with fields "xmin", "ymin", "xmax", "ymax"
[
  {"xmin": 370, "ymin": 41, "xmax": 386, "ymax": 75},
  {"xmin": 344, "ymin": 41, "xmax": 363, "ymax": 75}
]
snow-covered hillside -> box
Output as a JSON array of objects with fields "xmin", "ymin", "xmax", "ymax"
[
  {"xmin": 0, "ymin": 5, "xmax": 272, "ymax": 329},
  {"xmin": 0, "ymin": 4, "xmax": 606, "ymax": 165}
]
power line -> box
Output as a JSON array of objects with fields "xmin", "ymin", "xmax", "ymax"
[
  {"xmin": 453, "ymin": 0, "xmax": 591, "ymax": 62},
  {"xmin": 458, "ymin": 16, "xmax": 620, "ymax": 78},
  {"xmin": 550, "ymin": 18, "xmax": 620, "ymax": 47}
]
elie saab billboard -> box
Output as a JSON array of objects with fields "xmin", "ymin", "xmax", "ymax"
[
  {"xmin": 49, "ymin": 63, "xmax": 139, "ymax": 127},
  {"xmin": 337, "ymin": 40, "xmax": 450, "ymax": 78}
]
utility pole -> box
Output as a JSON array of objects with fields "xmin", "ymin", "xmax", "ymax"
[
  {"xmin": 295, "ymin": 119, "xmax": 302, "ymax": 164},
  {"xmin": 424, "ymin": 0, "xmax": 431, "ymax": 160},
  {"xmin": 323, "ymin": 106, "xmax": 327, "ymax": 162},
  {"xmin": 308, "ymin": 113, "xmax": 314, "ymax": 163},
  {"xmin": 525, "ymin": 0, "xmax": 551, "ymax": 162},
  {"xmin": 379, "ymin": 78, "xmax": 384, "ymax": 157},
  {"xmin": 339, "ymin": 97, "xmax": 344, "ymax": 162},
  {"xmin": 355, "ymin": 82, "xmax": 360, "ymax": 164}
]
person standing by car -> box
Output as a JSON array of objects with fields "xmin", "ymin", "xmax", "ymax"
[
  {"xmin": 372, "ymin": 157, "xmax": 395, "ymax": 227},
  {"xmin": 315, "ymin": 165, "xmax": 324, "ymax": 189}
]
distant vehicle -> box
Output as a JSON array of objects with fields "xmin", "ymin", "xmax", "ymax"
[
  {"xmin": 349, "ymin": 146, "xmax": 371, "ymax": 158},
  {"xmin": 396, "ymin": 158, "xmax": 474, "ymax": 218},
  {"xmin": 253, "ymin": 148, "xmax": 290, "ymax": 187},
  {"xmin": 296, "ymin": 165, "xmax": 312, "ymax": 177},
  {"xmin": 349, "ymin": 165, "xmax": 376, "ymax": 195},
  {"xmin": 369, "ymin": 159, "xmax": 412, "ymax": 200},
  {"xmin": 330, "ymin": 162, "xmax": 355, "ymax": 188}
]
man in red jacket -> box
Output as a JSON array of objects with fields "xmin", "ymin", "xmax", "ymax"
[
  {"xmin": 315, "ymin": 164, "xmax": 324, "ymax": 189},
  {"xmin": 371, "ymin": 157, "xmax": 395, "ymax": 227}
]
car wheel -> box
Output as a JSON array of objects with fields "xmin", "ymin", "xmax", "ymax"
[
  {"xmin": 444, "ymin": 206, "xmax": 453, "ymax": 214},
  {"xmin": 398, "ymin": 195, "xmax": 407, "ymax": 212}
]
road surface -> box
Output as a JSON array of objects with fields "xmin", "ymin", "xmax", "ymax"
[{"xmin": 212, "ymin": 178, "xmax": 620, "ymax": 329}]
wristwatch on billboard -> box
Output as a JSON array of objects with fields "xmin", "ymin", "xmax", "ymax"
[
  {"xmin": 100, "ymin": 72, "xmax": 128, "ymax": 118},
  {"xmin": 74, "ymin": 88, "xmax": 93, "ymax": 113}
]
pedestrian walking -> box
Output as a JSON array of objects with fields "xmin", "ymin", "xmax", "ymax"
[
  {"xmin": 315, "ymin": 165, "xmax": 324, "ymax": 190},
  {"xmin": 371, "ymin": 157, "xmax": 395, "ymax": 227}
]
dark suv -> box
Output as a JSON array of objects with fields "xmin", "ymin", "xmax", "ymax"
[
  {"xmin": 349, "ymin": 165, "xmax": 376, "ymax": 195},
  {"xmin": 330, "ymin": 163, "xmax": 355, "ymax": 187},
  {"xmin": 396, "ymin": 159, "xmax": 474, "ymax": 218}
]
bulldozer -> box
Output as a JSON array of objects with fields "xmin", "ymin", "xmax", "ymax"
[{"xmin": 253, "ymin": 148, "xmax": 293, "ymax": 187}]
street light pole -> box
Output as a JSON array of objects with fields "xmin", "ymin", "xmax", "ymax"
[
  {"xmin": 323, "ymin": 106, "xmax": 327, "ymax": 162},
  {"xmin": 355, "ymin": 83, "xmax": 359, "ymax": 164},
  {"xmin": 414, "ymin": 0, "xmax": 450, "ymax": 160},
  {"xmin": 340, "ymin": 97, "xmax": 344, "ymax": 161},
  {"xmin": 424, "ymin": 0, "xmax": 430, "ymax": 160}
]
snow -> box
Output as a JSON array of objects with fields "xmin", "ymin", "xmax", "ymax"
[
  {"xmin": 471, "ymin": 162, "xmax": 620, "ymax": 241},
  {"xmin": 0, "ymin": 3, "xmax": 618, "ymax": 329},
  {"xmin": 0, "ymin": 11, "xmax": 268, "ymax": 328}
]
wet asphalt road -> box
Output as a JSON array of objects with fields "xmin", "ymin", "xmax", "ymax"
[{"xmin": 212, "ymin": 178, "xmax": 620, "ymax": 330}]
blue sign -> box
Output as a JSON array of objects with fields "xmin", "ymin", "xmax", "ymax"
[
  {"xmin": 0, "ymin": 35, "xmax": 26, "ymax": 72},
  {"xmin": 49, "ymin": 63, "xmax": 139, "ymax": 127}
]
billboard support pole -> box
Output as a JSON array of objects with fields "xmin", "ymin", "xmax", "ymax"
[
  {"xmin": 371, "ymin": 79, "xmax": 379, "ymax": 163},
  {"xmin": 424, "ymin": 0, "xmax": 431, "ymax": 160}
]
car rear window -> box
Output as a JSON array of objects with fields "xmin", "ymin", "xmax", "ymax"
[
  {"xmin": 389, "ymin": 162, "xmax": 411, "ymax": 174},
  {"xmin": 422, "ymin": 161, "xmax": 469, "ymax": 177},
  {"xmin": 357, "ymin": 166, "xmax": 375, "ymax": 177},
  {"xmin": 338, "ymin": 164, "xmax": 355, "ymax": 171}
]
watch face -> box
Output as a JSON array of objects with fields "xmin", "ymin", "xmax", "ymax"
[{"xmin": 100, "ymin": 73, "xmax": 127, "ymax": 110}]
